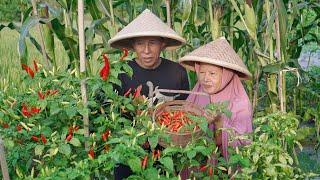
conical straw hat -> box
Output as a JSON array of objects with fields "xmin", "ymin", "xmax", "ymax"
[
  {"xmin": 179, "ymin": 37, "xmax": 252, "ymax": 79},
  {"xmin": 108, "ymin": 9, "xmax": 186, "ymax": 50}
]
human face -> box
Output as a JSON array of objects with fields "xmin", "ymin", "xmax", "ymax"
[
  {"xmin": 198, "ymin": 63, "xmax": 223, "ymax": 94},
  {"xmin": 132, "ymin": 37, "xmax": 166, "ymax": 69}
]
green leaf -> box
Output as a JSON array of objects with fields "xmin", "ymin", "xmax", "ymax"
[
  {"xmin": 262, "ymin": 62, "xmax": 284, "ymax": 73},
  {"xmin": 35, "ymin": 145, "xmax": 45, "ymax": 156},
  {"xmin": 59, "ymin": 144, "xmax": 71, "ymax": 156},
  {"xmin": 128, "ymin": 156, "xmax": 141, "ymax": 173},
  {"xmin": 240, "ymin": 157, "xmax": 250, "ymax": 167},
  {"xmin": 109, "ymin": 76, "xmax": 122, "ymax": 86},
  {"xmin": 159, "ymin": 157, "xmax": 174, "ymax": 172},
  {"xmin": 77, "ymin": 108, "xmax": 89, "ymax": 117},
  {"xmin": 69, "ymin": 137, "xmax": 81, "ymax": 147},
  {"xmin": 65, "ymin": 107, "xmax": 77, "ymax": 119},
  {"xmin": 122, "ymin": 63, "xmax": 133, "ymax": 77},
  {"xmin": 50, "ymin": 103, "xmax": 61, "ymax": 115},
  {"xmin": 163, "ymin": 147, "xmax": 181, "ymax": 155},
  {"xmin": 144, "ymin": 167, "xmax": 159, "ymax": 179},
  {"xmin": 179, "ymin": 0, "xmax": 192, "ymax": 28},
  {"xmin": 148, "ymin": 135, "xmax": 158, "ymax": 149},
  {"xmin": 18, "ymin": 16, "xmax": 53, "ymax": 65},
  {"xmin": 199, "ymin": 121, "xmax": 208, "ymax": 133},
  {"xmin": 187, "ymin": 150, "xmax": 196, "ymax": 159},
  {"xmin": 125, "ymin": 104, "xmax": 135, "ymax": 112}
]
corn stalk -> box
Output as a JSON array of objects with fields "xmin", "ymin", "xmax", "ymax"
[
  {"xmin": 208, "ymin": 0, "xmax": 221, "ymax": 40},
  {"xmin": 276, "ymin": 0, "xmax": 288, "ymax": 112},
  {"xmin": 265, "ymin": 0, "xmax": 278, "ymax": 112}
]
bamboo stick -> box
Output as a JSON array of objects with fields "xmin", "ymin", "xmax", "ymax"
[
  {"xmin": 78, "ymin": 0, "xmax": 90, "ymax": 150},
  {"xmin": 165, "ymin": 0, "xmax": 171, "ymax": 28},
  {"xmin": 156, "ymin": 89, "xmax": 210, "ymax": 97},
  {"xmin": 0, "ymin": 136, "xmax": 10, "ymax": 180}
]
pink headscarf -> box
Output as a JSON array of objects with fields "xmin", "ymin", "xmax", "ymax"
[{"xmin": 187, "ymin": 63, "xmax": 253, "ymax": 158}]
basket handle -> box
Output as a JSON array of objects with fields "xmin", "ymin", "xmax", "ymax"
[{"xmin": 155, "ymin": 88, "xmax": 210, "ymax": 97}]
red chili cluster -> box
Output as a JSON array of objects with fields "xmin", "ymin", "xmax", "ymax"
[
  {"xmin": 31, "ymin": 134, "xmax": 47, "ymax": 144},
  {"xmin": 21, "ymin": 60, "xmax": 39, "ymax": 78},
  {"xmin": 199, "ymin": 165, "xmax": 213, "ymax": 176},
  {"xmin": 65, "ymin": 125, "xmax": 80, "ymax": 142},
  {"xmin": 101, "ymin": 129, "xmax": 110, "ymax": 142},
  {"xmin": 123, "ymin": 85, "xmax": 142, "ymax": 98},
  {"xmin": 22, "ymin": 104, "xmax": 41, "ymax": 118},
  {"xmin": 152, "ymin": 150, "xmax": 161, "ymax": 161},
  {"xmin": 38, "ymin": 89, "xmax": 58, "ymax": 100},
  {"xmin": 157, "ymin": 111, "xmax": 198, "ymax": 133}
]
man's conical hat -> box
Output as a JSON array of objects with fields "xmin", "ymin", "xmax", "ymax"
[
  {"xmin": 179, "ymin": 37, "xmax": 252, "ymax": 79},
  {"xmin": 108, "ymin": 9, "xmax": 186, "ymax": 50}
]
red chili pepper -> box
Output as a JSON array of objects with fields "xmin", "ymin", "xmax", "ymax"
[
  {"xmin": 120, "ymin": 48, "xmax": 128, "ymax": 61},
  {"xmin": 199, "ymin": 165, "xmax": 207, "ymax": 172},
  {"xmin": 31, "ymin": 135, "xmax": 39, "ymax": 142},
  {"xmin": 38, "ymin": 91, "xmax": 45, "ymax": 100},
  {"xmin": 88, "ymin": 148, "xmax": 95, "ymax": 159},
  {"xmin": 33, "ymin": 60, "xmax": 39, "ymax": 72},
  {"xmin": 22, "ymin": 104, "xmax": 32, "ymax": 117},
  {"xmin": 40, "ymin": 134, "xmax": 47, "ymax": 144},
  {"xmin": 99, "ymin": 54, "xmax": 110, "ymax": 81},
  {"xmin": 141, "ymin": 155, "xmax": 148, "ymax": 169},
  {"xmin": 2, "ymin": 123, "xmax": 9, "ymax": 128},
  {"xmin": 124, "ymin": 88, "xmax": 132, "ymax": 97},
  {"xmin": 45, "ymin": 90, "xmax": 51, "ymax": 96},
  {"xmin": 21, "ymin": 64, "xmax": 35, "ymax": 78},
  {"xmin": 16, "ymin": 125, "xmax": 22, "ymax": 132},
  {"xmin": 68, "ymin": 127, "xmax": 74, "ymax": 135},
  {"xmin": 152, "ymin": 150, "xmax": 161, "ymax": 161},
  {"xmin": 65, "ymin": 134, "xmax": 73, "ymax": 141},
  {"xmin": 133, "ymin": 85, "xmax": 142, "ymax": 98},
  {"xmin": 74, "ymin": 125, "xmax": 80, "ymax": 131},
  {"xmin": 208, "ymin": 167, "xmax": 213, "ymax": 176},
  {"xmin": 31, "ymin": 107, "xmax": 41, "ymax": 114},
  {"xmin": 50, "ymin": 89, "xmax": 58, "ymax": 95},
  {"xmin": 101, "ymin": 130, "xmax": 110, "ymax": 142}
]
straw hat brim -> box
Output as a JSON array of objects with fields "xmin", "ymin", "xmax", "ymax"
[
  {"xmin": 108, "ymin": 9, "xmax": 186, "ymax": 50},
  {"xmin": 180, "ymin": 56, "xmax": 252, "ymax": 79},
  {"xmin": 108, "ymin": 32, "xmax": 186, "ymax": 50}
]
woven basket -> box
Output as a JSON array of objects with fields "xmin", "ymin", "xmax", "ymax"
[{"xmin": 152, "ymin": 100, "xmax": 216, "ymax": 147}]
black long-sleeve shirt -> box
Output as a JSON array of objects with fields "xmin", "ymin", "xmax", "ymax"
[{"xmin": 117, "ymin": 58, "xmax": 190, "ymax": 100}]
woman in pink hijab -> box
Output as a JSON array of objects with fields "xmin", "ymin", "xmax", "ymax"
[{"xmin": 179, "ymin": 37, "xmax": 253, "ymax": 159}]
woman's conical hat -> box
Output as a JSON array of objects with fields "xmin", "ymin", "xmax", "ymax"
[
  {"xmin": 179, "ymin": 37, "xmax": 252, "ymax": 79},
  {"xmin": 108, "ymin": 9, "xmax": 186, "ymax": 50}
]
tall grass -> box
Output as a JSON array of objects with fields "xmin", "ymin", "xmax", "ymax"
[{"xmin": 0, "ymin": 25, "xmax": 104, "ymax": 94}]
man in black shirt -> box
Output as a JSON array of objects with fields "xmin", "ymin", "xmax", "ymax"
[{"xmin": 108, "ymin": 9, "xmax": 189, "ymax": 180}]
